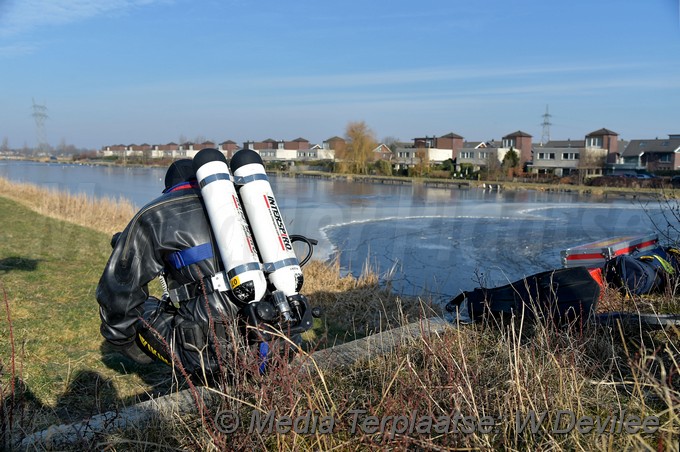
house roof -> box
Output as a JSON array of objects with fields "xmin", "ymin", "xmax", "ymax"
[
  {"xmin": 292, "ymin": 137, "xmax": 309, "ymax": 142},
  {"xmin": 463, "ymin": 141, "xmax": 482, "ymax": 148},
  {"xmin": 440, "ymin": 132, "xmax": 464, "ymax": 139},
  {"xmin": 391, "ymin": 141, "xmax": 413, "ymax": 148},
  {"xmin": 621, "ymin": 138, "xmax": 680, "ymax": 157},
  {"xmin": 587, "ymin": 128, "xmax": 618, "ymax": 137},
  {"xmin": 503, "ymin": 130, "xmax": 532, "ymax": 138},
  {"xmin": 543, "ymin": 140, "xmax": 585, "ymax": 148},
  {"xmin": 463, "ymin": 141, "xmax": 497, "ymax": 149},
  {"xmin": 324, "ymin": 136, "xmax": 345, "ymax": 141},
  {"xmin": 220, "ymin": 140, "xmax": 236, "ymax": 144}
]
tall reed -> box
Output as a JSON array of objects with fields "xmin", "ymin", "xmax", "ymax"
[
  {"xmin": 182, "ymin": 315, "xmax": 679, "ymax": 450},
  {"xmin": 0, "ymin": 176, "xmax": 135, "ymax": 235}
]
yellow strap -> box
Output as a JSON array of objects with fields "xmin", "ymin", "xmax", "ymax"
[
  {"xmin": 655, "ymin": 255, "xmax": 675, "ymax": 274},
  {"xmin": 640, "ymin": 254, "xmax": 675, "ymax": 275}
]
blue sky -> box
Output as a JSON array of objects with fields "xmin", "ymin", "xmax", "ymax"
[{"xmin": 1, "ymin": 0, "xmax": 679, "ymax": 149}]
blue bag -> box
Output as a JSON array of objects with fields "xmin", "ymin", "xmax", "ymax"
[{"xmin": 603, "ymin": 247, "xmax": 677, "ymax": 295}]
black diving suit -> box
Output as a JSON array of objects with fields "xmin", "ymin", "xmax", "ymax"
[{"xmin": 96, "ymin": 180, "xmax": 238, "ymax": 376}]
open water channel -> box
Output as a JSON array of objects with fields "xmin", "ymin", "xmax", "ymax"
[{"xmin": 0, "ymin": 160, "xmax": 669, "ymax": 301}]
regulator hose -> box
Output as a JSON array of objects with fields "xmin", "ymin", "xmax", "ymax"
[{"xmin": 290, "ymin": 234, "xmax": 318, "ymax": 267}]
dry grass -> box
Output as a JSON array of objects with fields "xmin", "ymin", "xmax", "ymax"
[
  {"xmin": 302, "ymin": 258, "xmax": 441, "ymax": 344},
  {"xmin": 175, "ymin": 314, "xmax": 679, "ymax": 451},
  {"xmin": 0, "ymin": 176, "xmax": 135, "ymax": 236}
]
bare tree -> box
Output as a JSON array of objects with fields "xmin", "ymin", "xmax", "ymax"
[
  {"xmin": 484, "ymin": 151, "xmax": 503, "ymax": 181},
  {"xmin": 413, "ymin": 147, "xmax": 430, "ymax": 177},
  {"xmin": 383, "ymin": 136, "xmax": 401, "ymax": 153},
  {"xmin": 577, "ymin": 149, "xmax": 606, "ymax": 184},
  {"xmin": 57, "ymin": 138, "xmax": 67, "ymax": 154},
  {"xmin": 345, "ymin": 121, "xmax": 377, "ymax": 174}
]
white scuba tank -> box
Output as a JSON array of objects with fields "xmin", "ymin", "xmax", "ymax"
[
  {"xmin": 192, "ymin": 148, "xmax": 266, "ymax": 303},
  {"xmin": 230, "ymin": 149, "xmax": 304, "ymax": 297}
]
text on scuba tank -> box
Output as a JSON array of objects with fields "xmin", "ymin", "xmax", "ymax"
[
  {"xmin": 233, "ymin": 194, "xmax": 256, "ymax": 254},
  {"xmin": 264, "ymin": 195, "xmax": 292, "ymax": 251}
]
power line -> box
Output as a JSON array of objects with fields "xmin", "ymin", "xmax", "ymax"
[
  {"xmin": 31, "ymin": 98, "xmax": 49, "ymax": 153},
  {"xmin": 540, "ymin": 105, "xmax": 552, "ymax": 145}
]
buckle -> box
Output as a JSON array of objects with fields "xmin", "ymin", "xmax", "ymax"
[
  {"xmin": 211, "ymin": 272, "xmax": 228, "ymax": 292},
  {"xmin": 169, "ymin": 285, "xmax": 192, "ymax": 303}
]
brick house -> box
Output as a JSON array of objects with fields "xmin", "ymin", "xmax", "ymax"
[
  {"xmin": 457, "ymin": 141, "xmax": 502, "ymax": 172},
  {"xmin": 125, "ymin": 144, "xmax": 143, "ymax": 157},
  {"xmin": 183, "ymin": 141, "xmax": 216, "ymax": 159},
  {"xmin": 393, "ymin": 132, "xmax": 464, "ymax": 169},
  {"xmin": 284, "ymin": 137, "xmax": 311, "ymax": 150},
  {"xmin": 323, "ymin": 136, "xmax": 346, "ymax": 154},
  {"xmin": 455, "ymin": 131, "xmax": 531, "ymax": 172},
  {"xmin": 101, "ymin": 144, "xmax": 127, "ymax": 157},
  {"xmin": 153, "ymin": 142, "xmax": 180, "ymax": 159},
  {"xmin": 501, "ymin": 131, "xmax": 532, "ymax": 167},
  {"xmin": 618, "ymin": 134, "xmax": 680, "ymax": 172},
  {"xmin": 413, "ymin": 133, "xmax": 464, "ymax": 160},
  {"xmin": 243, "ymin": 138, "xmax": 306, "ymax": 160},
  {"xmin": 530, "ymin": 140, "xmax": 584, "ymax": 176},
  {"xmin": 528, "ymin": 128, "xmax": 619, "ymax": 177},
  {"xmin": 583, "ymin": 128, "xmax": 619, "ymax": 164},
  {"xmin": 372, "ymin": 143, "xmax": 393, "ymax": 161},
  {"xmin": 219, "ymin": 140, "xmax": 239, "ymax": 158}
]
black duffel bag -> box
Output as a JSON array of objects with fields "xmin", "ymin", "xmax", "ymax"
[{"xmin": 446, "ymin": 266, "xmax": 600, "ymax": 325}]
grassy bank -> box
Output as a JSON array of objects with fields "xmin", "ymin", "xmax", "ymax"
[
  {"xmin": 0, "ymin": 179, "xmax": 420, "ymax": 437},
  {"xmin": 1, "ymin": 179, "xmax": 679, "ymax": 450},
  {"xmin": 0, "ymin": 196, "xmax": 170, "ymax": 420}
]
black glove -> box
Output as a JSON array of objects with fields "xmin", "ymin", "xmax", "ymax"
[{"xmin": 109, "ymin": 340, "xmax": 154, "ymax": 364}]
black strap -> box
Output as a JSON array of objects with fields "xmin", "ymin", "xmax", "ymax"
[{"xmin": 169, "ymin": 275, "xmax": 217, "ymax": 303}]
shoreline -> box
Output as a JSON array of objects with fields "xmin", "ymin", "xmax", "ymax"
[{"xmin": 6, "ymin": 156, "xmax": 671, "ymax": 200}]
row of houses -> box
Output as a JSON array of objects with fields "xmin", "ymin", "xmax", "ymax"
[
  {"xmin": 100, "ymin": 129, "xmax": 680, "ymax": 176},
  {"xmin": 101, "ymin": 137, "xmax": 339, "ymax": 161}
]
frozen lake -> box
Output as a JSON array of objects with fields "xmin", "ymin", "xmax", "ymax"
[{"xmin": 0, "ymin": 160, "xmax": 665, "ymax": 300}]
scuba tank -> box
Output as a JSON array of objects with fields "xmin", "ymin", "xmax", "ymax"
[
  {"xmin": 230, "ymin": 149, "xmax": 304, "ymax": 300},
  {"xmin": 192, "ymin": 148, "xmax": 267, "ymax": 303},
  {"xmin": 194, "ymin": 148, "xmax": 317, "ymax": 354}
]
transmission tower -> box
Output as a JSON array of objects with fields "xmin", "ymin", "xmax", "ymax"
[
  {"xmin": 31, "ymin": 98, "xmax": 49, "ymax": 154},
  {"xmin": 540, "ymin": 105, "xmax": 552, "ymax": 145}
]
